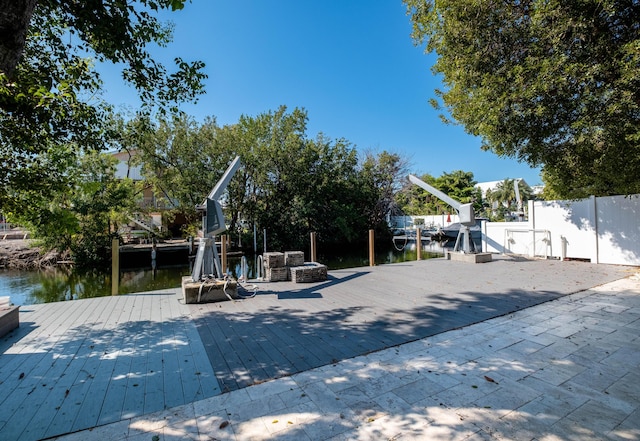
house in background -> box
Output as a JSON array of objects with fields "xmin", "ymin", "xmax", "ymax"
[
  {"xmin": 111, "ymin": 150, "xmax": 185, "ymax": 240},
  {"xmin": 475, "ymin": 178, "xmax": 541, "ymax": 221}
]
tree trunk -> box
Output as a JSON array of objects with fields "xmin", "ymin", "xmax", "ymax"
[{"xmin": 0, "ymin": 0, "xmax": 37, "ymax": 78}]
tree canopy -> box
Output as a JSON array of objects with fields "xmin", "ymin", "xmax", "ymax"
[
  {"xmin": 5, "ymin": 151, "xmax": 137, "ymax": 266},
  {"xmin": 396, "ymin": 170, "xmax": 481, "ymax": 216},
  {"xmin": 485, "ymin": 178, "xmax": 533, "ymax": 221},
  {"xmin": 404, "ymin": 0, "xmax": 640, "ymax": 198},
  {"xmin": 126, "ymin": 106, "xmax": 407, "ymax": 252},
  {"xmin": 0, "ymin": 0, "xmax": 206, "ymax": 209}
]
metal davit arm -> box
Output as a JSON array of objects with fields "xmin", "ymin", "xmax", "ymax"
[
  {"xmin": 408, "ymin": 174, "xmax": 476, "ymax": 226},
  {"xmin": 408, "ymin": 174, "xmax": 477, "ymax": 253},
  {"xmin": 192, "ymin": 156, "xmax": 242, "ymax": 282},
  {"xmin": 205, "ymin": 156, "xmax": 242, "ymax": 203},
  {"xmin": 408, "ymin": 175, "xmax": 462, "ymax": 211}
]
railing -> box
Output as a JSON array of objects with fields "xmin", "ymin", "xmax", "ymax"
[{"xmin": 503, "ymin": 229, "xmax": 552, "ymax": 258}]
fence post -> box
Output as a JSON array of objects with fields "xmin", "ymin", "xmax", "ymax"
[
  {"xmin": 416, "ymin": 228, "xmax": 422, "ymax": 260},
  {"xmin": 369, "ymin": 229, "xmax": 375, "ymax": 266}
]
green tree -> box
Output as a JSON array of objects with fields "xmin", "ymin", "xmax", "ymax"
[
  {"xmin": 396, "ymin": 170, "xmax": 481, "ymax": 216},
  {"xmin": 485, "ymin": 179, "xmax": 532, "ymax": 221},
  {"xmin": 434, "ymin": 170, "xmax": 482, "ymax": 213},
  {"xmin": 122, "ymin": 112, "xmax": 233, "ymax": 234},
  {"xmin": 404, "ymin": 0, "xmax": 640, "ymax": 198},
  {"xmin": 231, "ymin": 106, "xmax": 368, "ymax": 251},
  {"xmin": 395, "ymin": 173, "xmax": 438, "ymax": 215},
  {"xmin": 4, "ymin": 151, "xmax": 137, "ymax": 267},
  {"xmin": 358, "ymin": 151, "xmax": 409, "ymax": 230},
  {"xmin": 126, "ymin": 106, "xmax": 405, "ymax": 252},
  {"xmin": 0, "ymin": 1, "xmax": 206, "ymax": 210}
]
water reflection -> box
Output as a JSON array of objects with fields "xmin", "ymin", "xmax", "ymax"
[
  {"xmin": 0, "ymin": 265, "xmax": 191, "ymax": 306},
  {"xmin": 0, "ymin": 243, "xmax": 446, "ymax": 306}
]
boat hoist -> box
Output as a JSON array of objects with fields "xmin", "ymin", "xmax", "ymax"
[
  {"xmin": 191, "ymin": 156, "xmax": 242, "ymax": 282},
  {"xmin": 408, "ymin": 174, "xmax": 478, "ymax": 254}
]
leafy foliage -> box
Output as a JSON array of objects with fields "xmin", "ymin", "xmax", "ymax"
[
  {"xmin": 5, "ymin": 152, "xmax": 137, "ymax": 267},
  {"xmin": 129, "ymin": 106, "xmax": 406, "ymax": 251},
  {"xmin": 404, "ymin": 0, "xmax": 640, "ymax": 198},
  {"xmin": 396, "ymin": 170, "xmax": 481, "ymax": 215},
  {"xmin": 359, "ymin": 151, "xmax": 410, "ymax": 231},
  {"xmin": 0, "ymin": 0, "xmax": 205, "ymax": 213},
  {"xmin": 485, "ymin": 179, "xmax": 533, "ymax": 221},
  {"xmin": 120, "ymin": 113, "xmax": 232, "ymax": 232}
]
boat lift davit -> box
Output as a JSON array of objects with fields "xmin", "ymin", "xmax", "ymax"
[
  {"xmin": 190, "ymin": 156, "xmax": 242, "ymax": 282},
  {"xmin": 408, "ymin": 174, "xmax": 478, "ymax": 254}
]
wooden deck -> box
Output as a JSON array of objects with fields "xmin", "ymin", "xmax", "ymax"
[
  {"xmin": 0, "ymin": 291, "xmax": 219, "ymax": 441},
  {"xmin": 0, "ymin": 255, "xmax": 632, "ymax": 441},
  {"xmin": 188, "ymin": 256, "xmax": 631, "ymax": 392}
]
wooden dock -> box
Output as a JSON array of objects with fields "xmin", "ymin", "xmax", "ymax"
[
  {"xmin": 0, "ymin": 291, "xmax": 219, "ymax": 441},
  {"xmin": 0, "ymin": 255, "xmax": 632, "ymax": 441},
  {"xmin": 187, "ymin": 256, "xmax": 632, "ymax": 393}
]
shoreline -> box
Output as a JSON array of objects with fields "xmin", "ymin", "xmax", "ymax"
[{"xmin": 0, "ymin": 239, "xmax": 60, "ymax": 270}]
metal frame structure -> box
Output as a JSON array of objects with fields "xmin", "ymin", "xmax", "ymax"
[
  {"xmin": 408, "ymin": 174, "xmax": 477, "ymax": 254},
  {"xmin": 191, "ymin": 156, "xmax": 242, "ymax": 281}
]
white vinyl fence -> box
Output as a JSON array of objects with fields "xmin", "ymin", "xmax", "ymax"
[
  {"xmin": 394, "ymin": 194, "xmax": 640, "ymax": 265},
  {"xmin": 482, "ymin": 195, "xmax": 640, "ymax": 266}
]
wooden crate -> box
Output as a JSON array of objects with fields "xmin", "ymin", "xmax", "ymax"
[
  {"xmin": 285, "ymin": 251, "xmax": 305, "ymax": 267},
  {"xmin": 263, "ymin": 252, "xmax": 284, "ymax": 269},
  {"xmin": 265, "ymin": 267, "xmax": 288, "ymax": 282}
]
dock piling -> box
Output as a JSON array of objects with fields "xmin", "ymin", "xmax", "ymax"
[
  {"xmin": 111, "ymin": 238, "xmax": 119, "ymax": 295},
  {"xmin": 368, "ymin": 229, "xmax": 375, "ymax": 266}
]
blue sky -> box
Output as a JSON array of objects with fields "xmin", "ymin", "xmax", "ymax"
[{"xmin": 102, "ymin": 0, "xmax": 542, "ymax": 185}]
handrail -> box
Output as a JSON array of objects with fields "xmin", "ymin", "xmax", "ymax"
[
  {"xmin": 255, "ymin": 254, "xmax": 264, "ymax": 280},
  {"xmin": 503, "ymin": 228, "xmax": 552, "ymax": 258}
]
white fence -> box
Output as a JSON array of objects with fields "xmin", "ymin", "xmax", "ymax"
[
  {"xmin": 482, "ymin": 195, "xmax": 640, "ymax": 266},
  {"xmin": 394, "ymin": 194, "xmax": 640, "ymax": 266},
  {"xmin": 483, "ymin": 223, "xmax": 553, "ymax": 258},
  {"xmin": 390, "ymin": 214, "xmax": 460, "ymax": 230}
]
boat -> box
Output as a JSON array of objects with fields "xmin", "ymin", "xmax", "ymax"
[
  {"xmin": 391, "ymin": 227, "xmax": 439, "ymax": 243},
  {"xmin": 429, "ymin": 218, "xmax": 487, "ymax": 243}
]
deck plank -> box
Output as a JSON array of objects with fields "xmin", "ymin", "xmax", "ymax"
[
  {"xmin": 141, "ymin": 293, "xmax": 166, "ymax": 415},
  {"xmin": 0, "ymin": 296, "xmax": 109, "ymax": 439},
  {"xmin": 159, "ymin": 295, "xmax": 186, "ymax": 410},
  {"xmin": 189, "ymin": 257, "xmax": 630, "ymax": 393},
  {"xmin": 0, "ymin": 256, "xmax": 630, "ymax": 441},
  {"xmin": 0, "ymin": 290, "xmax": 219, "ymax": 441},
  {"xmin": 174, "ymin": 300, "xmax": 221, "ymax": 401},
  {"xmin": 119, "ymin": 294, "xmax": 153, "ymax": 420}
]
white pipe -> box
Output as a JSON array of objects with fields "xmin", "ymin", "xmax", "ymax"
[
  {"xmin": 263, "ymin": 228, "xmax": 267, "ymax": 253},
  {"xmin": 241, "ymin": 255, "xmax": 248, "ymax": 281}
]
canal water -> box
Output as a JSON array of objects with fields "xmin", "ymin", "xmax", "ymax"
[{"xmin": 0, "ymin": 241, "xmax": 448, "ymax": 306}]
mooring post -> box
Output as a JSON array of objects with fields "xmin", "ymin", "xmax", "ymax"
[
  {"xmin": 111, "ymin": 238, "xmax": 119, "ymax": 295},
  {"xmin": 368, "ymin": 229, "xmax": 375, "ymax": 266},
  {"xmin": 416, "ymin": 228, "xmax": 422, "ymax": 260},
  {"xmin": 221, "ymin": 234, "xmax": 227, "ymax": 275},
  {"xmin": 310, "ymin": 232, "xmax": 317, "ymax": 262}
]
